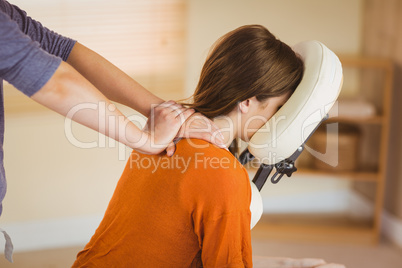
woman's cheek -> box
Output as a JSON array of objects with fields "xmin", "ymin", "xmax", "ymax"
[{"xmin": 243, "ymin": 116, "xmax": 268, "ymax": 140}]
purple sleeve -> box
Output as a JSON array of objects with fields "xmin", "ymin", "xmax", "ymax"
[
  {"xmin": 0, "ymin": 0, "xmax": 76, "ymax": 61},
  {"xmin": 0, "ymin": 11, "xmax": 61, "ymax": 96}
]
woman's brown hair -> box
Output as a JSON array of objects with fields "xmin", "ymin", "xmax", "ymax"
[
  {"xmin": 184, "ymin": 25, "xmax": 304, "ymax": 156},
  {"xmin": 186, "ymin": 24, "xmax": 303, "ymax": 119}
]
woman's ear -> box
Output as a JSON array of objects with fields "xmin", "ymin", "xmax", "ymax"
[
  {"xmin": 238, "ymin": 99, "xmax": 250, "ymax": 114},
  {"xmin": 238, "ymin": 97, "xmax": 258, "ymax": 114}
]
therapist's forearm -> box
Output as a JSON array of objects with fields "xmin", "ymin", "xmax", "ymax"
[
  {"xmin": 31, "ymin": 61, "xmax": 149, "ymax": 152},
  {"xmin": 66, "ymin": 42, "xmax": 164, "ymax": 117}
]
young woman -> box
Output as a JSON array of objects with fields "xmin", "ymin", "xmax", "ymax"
[{"xmin": 72, "ymin": 25, "xmax": 303, "ymax": 267}]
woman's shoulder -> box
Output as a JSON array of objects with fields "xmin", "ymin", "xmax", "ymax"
[
  {"xmin": 176, "ymin": 138, "xmax": 232, "ymax": 156},
  {"xmin": 176, "ymin": 138, "xmax": 243, "ymax": 169},
  {"xmin": 176, "ymin": 138, "xmax": 249, "ymax": 184}
]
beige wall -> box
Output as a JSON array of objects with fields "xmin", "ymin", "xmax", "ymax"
[
  {"xmin": 362, "ymin": 0, "xmax": 402, "ymax": 219},
  {"xmin": 1, "ymin": 0, "xmax": 364, "ymax": 227},
  {"xmin": 185, "ymin": 0, "xmax": 363, "ymax": 95}
]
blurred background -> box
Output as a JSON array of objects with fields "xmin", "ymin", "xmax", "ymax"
[{"xmin": 1, "ymin": 0, "xmax": 401, "ymax": 267}]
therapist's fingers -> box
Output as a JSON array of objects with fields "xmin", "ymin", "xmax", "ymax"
[
  {"xmin": 147, "ymin": 101, "xmax": 194, "ymax": 154},
  {"xmin": 165, "ymin": 141, "xmax": 176, "ymax": 157},
  {"xmin": 158, "ymin": 101, "xmax": 195, "ymax": 128},
  {"xmin": 158, "ymin": 100, "xmax": 190, "ymax": 117},
  {"xmin": 176, "ymin": 107, "xmax": 196, "ymax": 125},
  {"xmin": 157, "ymin": 100, "xmax": 179, "ymax": 108}
]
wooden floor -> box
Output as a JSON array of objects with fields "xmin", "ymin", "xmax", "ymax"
[
  {"xmin": 0, "ymin": 245, "xmax": 81, "ymax": 268},
  {"xmin": 1, "ymin": 223, "xmax": 401, "ymax": 268}
]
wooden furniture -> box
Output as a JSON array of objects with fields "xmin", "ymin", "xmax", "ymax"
[{"xmin": 251, "ymin": 56, "xmax": 394, "ymax": 244}]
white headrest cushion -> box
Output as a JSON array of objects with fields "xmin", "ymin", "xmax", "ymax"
[{"xmin": 247, "ymin": 41, "xmax": 343, "ymax": 165}]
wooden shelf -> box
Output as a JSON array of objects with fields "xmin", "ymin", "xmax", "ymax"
[
  {"xmin": 247, "ymin": 165, "xmax": 379, "ymax": 182},
  {"xmin": 297, "ymin": 168, "xmax": 379, "ymax": 182},
  {"xmin": 327, "ymin": 115, "xmax": 384, "ymax": 125},
  {"xmin": 339, "ymin": 55, "xmax": 393, "ymax": 71}
]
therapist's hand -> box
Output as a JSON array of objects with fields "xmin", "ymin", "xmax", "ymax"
[
  {"xmin": 142, "ymin": 100, "xmax": 195, "ymax": 155},
  {"xmin": 165, "ymin": 112, "xmax": 226, "ymax": 156}
]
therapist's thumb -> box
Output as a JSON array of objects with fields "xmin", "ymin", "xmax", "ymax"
[{"xmin": 166, "ymin": 142, "xmax": 176, "ymax": 157}]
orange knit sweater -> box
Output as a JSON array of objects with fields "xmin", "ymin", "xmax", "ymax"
[{"xmin": 72, "ymin": 139, "xmax": 252, "ymax": 267}]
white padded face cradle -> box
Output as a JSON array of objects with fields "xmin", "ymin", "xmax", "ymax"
[{"xmin": 247, "ymin": 41, "xmax": 343, "ymax": 165}]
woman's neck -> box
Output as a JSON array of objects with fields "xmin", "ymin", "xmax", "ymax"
[{"xmin": 213, "ymin": 112, "xmax": 239, "ymax": 147}]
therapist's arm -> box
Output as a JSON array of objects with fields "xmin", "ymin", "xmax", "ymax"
[
  {"xmin": 31, "ymin": 61, "xmax": 192, "ymax": 155},
  {"xmin": 66, "ymin": 42, "xmax": 162, "ymax": 117},
  {"xmin": 66, "ymin": 42, "xmax": 225, "ymax": 151}
]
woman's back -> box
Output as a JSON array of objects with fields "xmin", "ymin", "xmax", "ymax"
[{"xmin": 73, "ymin": 139, "xmax": 253, "ymax": 267}]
